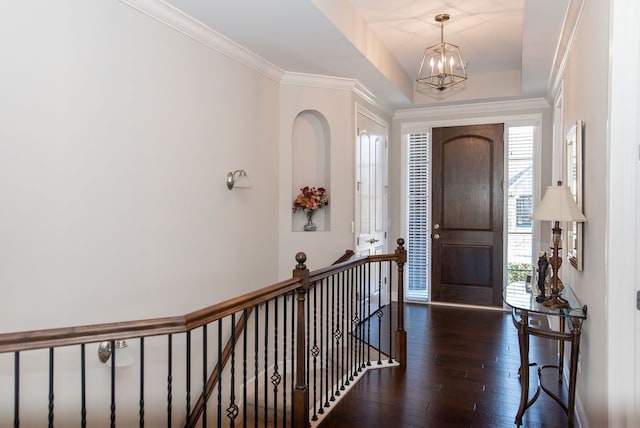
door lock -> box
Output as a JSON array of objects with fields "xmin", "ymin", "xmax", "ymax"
[{"xmin": 367, "ymin": 238, "xmax": 379, "ymax": 244}]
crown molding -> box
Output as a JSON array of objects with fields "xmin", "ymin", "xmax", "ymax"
[
  {"xmin": 281, "ymin": 72, "xmax": 393, "ymax": 116},
  {"xmin": 280, "ymin": 72, "xmax": 357, "ymax": 91},
  {"xmin": 352, "ymin": 82, "xmax": 393, "ymax": 117},
  {"xmin": 117, "ymin": 2, "xmax": 393, "ymax": 114},
  {"xmin": 118, "ymin": 0, "xmax": 283, "ymax": 82},
  {"xmin": 394, "ymin": 98, "xmax": 550, "ymax": 120},
  {"xmin": 548, "ymin": 0, "xmax": 587, "ymax": 100}
]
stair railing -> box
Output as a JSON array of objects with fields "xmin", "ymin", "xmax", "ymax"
[{"xmin": 0, "ymin": 240, "xmax": 405, "ymax": 427}]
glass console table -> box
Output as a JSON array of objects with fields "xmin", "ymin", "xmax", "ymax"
[{"xmin": 503, "ymin": 282, "xmax": 587, "ymax": 428}]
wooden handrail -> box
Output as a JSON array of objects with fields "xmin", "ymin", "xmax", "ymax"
[
  {"xmin": 0, "ymin": 245, "xmax": 404, "ymax": 355},
  {"xmin": 0, "ymin": 249, "xmax": 360, "ymax": 404},
  {"xmin": 0, "ymin": 277, "xmax": 301, "ymax": 353},
  {"xmin": 332, "ymin": 249, "xmax": 355, "ymax": 264}
]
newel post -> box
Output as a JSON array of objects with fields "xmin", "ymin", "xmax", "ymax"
[
  {"xmin": 292, "ymin": 252, "xmax": 310, "ymax": 428},
  {"xmin": 394, "ymin": 238, "xmax": 407, "ymax": 368}
]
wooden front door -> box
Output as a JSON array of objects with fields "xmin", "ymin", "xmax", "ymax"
[{"xmin": 431, "ymin": 124, "xmax": 504, "ymax": 306}]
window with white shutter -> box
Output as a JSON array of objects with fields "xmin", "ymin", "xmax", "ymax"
[
  {"xmin": 507, "ymin": 125, "xmax": 534, "ymax": 283},
  {"xmin": 406, "ymin": 133, "xmax": 430, "ymax": 300}
]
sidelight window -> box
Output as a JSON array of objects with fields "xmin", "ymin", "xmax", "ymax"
[
  {"xmin": 506, "ymin": 125, "xmax": 535, "ymax": 283},
  {"xmin": 406, "ymin": 132, "xmax": 430, "ymax": 300}
]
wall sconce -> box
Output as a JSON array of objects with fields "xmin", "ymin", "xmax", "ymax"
[
  {"xmin": 226, "ymin": 169, "xmax": 251, "ymax": 190},
  {"xmin": 98, "ymin": 339, "xmax": 134, "ymax": 367}
]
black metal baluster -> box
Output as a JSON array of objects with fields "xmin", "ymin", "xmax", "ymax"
[
  {"xmin": 311, "ymin": 285, "xmax": 319, "ymax": 421},
  {"xmin": 140, "ymin": 337, "xmax": 145, "ymax": 427},
  {"xmin": 254, "ymin": 308, "xmax": 259, "ymax": 428},
  {"xmin": 48, "ymin": 348, "xmax": 55, "ymax": 428},
  {"xmin": 290, "ymin": 294, "xmax": 295, "ymax": 426},
  {"xmin": 377, "ymin": 261, "xmax": 384, "ymax": 365},
  {"xmin": 229, "ymin": 314, "xmax": 239, "ymax": 427},
  {"xmin": 340, "ymin": 270, "xmax": 346, "ymax": 391},
  {"xmin": 349, "ymin": 267, "xmax": 356, "ymax": 383},
  {"xmin": 282, "ymin": 298, "xmax": 288, "ymax": 428},
  {"xmin": 217, "ymin": 321, "xmax": 223, "ymax": 428},
  {"xmin": 388, "ymin": 260, "xmax": 394, "ymax": 364},
  {"xmin": 201, "ymin": 325, "xmax": 207, "ymax": 428},
  {"xmin": 332, "ymin": 274, "xmax": 339, "ymax": 399},
  {"xmin": 306, "ymin": 288, "xmax": 311, "ymax": 407},
  {"xmin": 358, "ymin": 265, "xmax": 368, "ymax": 372},
  {"xmin": 330, "ymin": 275, "xmax": 336, "ymax": 401},
  {"xmin": 186, "ymin": 331, "xmax": 191, "ymax": 423},
  {"xmin": 367, "ymin": 262, "xmax": 372, "ymax": 367},
  {"xmin": 345, "ymin": 268, "xmax": 354, "ymax": 386},
  {"xmin": 243, "ymin": 309, "xmax": 248, "ymax": 427},
  {"xmin": 80, "ymin": 345, "xmax": 86, "ymax": 428},
  {"xmin": 110, "ymin": 341, "xmax": 115, "ymax": 428},
  {"xmin": 357, "ymin": 266, "xmax": 366, "ymax": 373},
  {"xmin": 167, "ymin": 334, "xmax": 173, "ymax": 428},
  {"xmin": 14, "ymin": 352, "xmax": 19, "ymax": 428},
  {"xmin": 263, "ymin": 301, "xmax": 269, "ymax": 428},
  {"xmin": 272, "ymin": 300, "xmax": 280, "ymax": 426},
  {"xmin": 317, "ymin": 280, "xmax": 325, "ymax": 415},
  {"xmin": 323, "ymin": 278, "xmax": 330, "ymax": 409}
]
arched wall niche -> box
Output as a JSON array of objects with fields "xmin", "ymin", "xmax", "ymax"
[{"xmin": 291, "ymin": 110, "xmax": 331, "ymax": 232}]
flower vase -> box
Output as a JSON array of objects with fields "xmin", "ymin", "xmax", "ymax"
[{"xmin": 303, "ymin": 211, "xmax": 317, "ymax": 231}]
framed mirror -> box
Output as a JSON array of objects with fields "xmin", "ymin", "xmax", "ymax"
[{"xmin": 565, "ymin": 120, "xmax": 584, "ymax": 270}]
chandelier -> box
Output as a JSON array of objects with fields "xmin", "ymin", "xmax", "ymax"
[{"xmin": 416, "ymin": 14, "xmax": 467, "ymax": 91}]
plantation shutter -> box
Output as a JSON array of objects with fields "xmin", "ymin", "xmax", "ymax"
[
  {"xmin": 407, "ymin": 132, "xmax": 430, "ymax": 300},
  {"xmin": 506, "ymin": 126, "xmax": 534, "ymax": 282}
]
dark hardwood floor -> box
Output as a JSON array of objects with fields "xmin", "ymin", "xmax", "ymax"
[{"xmin": 319, "ymin": 303, "xmax": 571, "ymax": 428}]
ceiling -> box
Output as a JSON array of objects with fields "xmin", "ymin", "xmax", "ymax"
[{"xmin": 164, "ymin": 0, "xmax": 570, "ymax": 110}]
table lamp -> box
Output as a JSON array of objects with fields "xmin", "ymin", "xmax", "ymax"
[{"xmin": 530, "ymin": 181, "xmax": 586, "ymax": 308}]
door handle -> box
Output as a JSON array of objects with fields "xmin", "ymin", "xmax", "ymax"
[
  {"xmin": 367, "ymin": 238, "xmax": 379, "ymax": 244},
  {"xmin": 432, "ymin": 233, "xmax": 440, "ymax": 240}
]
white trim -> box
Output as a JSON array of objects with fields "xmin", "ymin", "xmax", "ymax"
[
  {"xmin": 353, "ymin": 83, "xmax": 394, "ymax": 117},
  {"xmin": 279, "ymin": 73, "xmax": 393, "ymax": 117},
  {"xmin": 119, "ymin": 0, "xmax": 283, "ymax": 81},
  {"xmin": 606, "ymin": 0, "xmax": 640, "ymax": 425},
  {"xmin": 118, "ymin": 1, "xmax": 394, "ymax": 119},
  {"xmin": 394, "ymin": 98, "xmax": 549, "ymax": 121},
  {"xmin": 548, "ymin": 0, "xmax": 587, "ymax": 101},
  {"xmin": 356, "ymin": 104, "xmax": 389, "ymax": 130},
  {"xmin": 281, "ymin": 72, "xmax": 357, "ymax": 91},
  {"xmin": 400, "ymin": 113, "xmax": 542, "ymax": 135},
  {"xmin": 426, "ymin": 301, "xmax": 510, "ymax": 313},
  {"xmin": 308, "ymin": 359, "xmax": 399, "ymax": 427}
]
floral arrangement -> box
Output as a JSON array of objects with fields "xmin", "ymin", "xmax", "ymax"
[{"xmin": 292, "ymin": 186, "xmax": 328, "ymax": 214}]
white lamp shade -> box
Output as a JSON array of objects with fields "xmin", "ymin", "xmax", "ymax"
[
  {"xmin": 234, "ymin": 171, "xmax": 251, "ymax": 189},
  {"xmin": 531, "ymin": 185, "xmax": 586, "ymax": 222},
  {"xmin": 226, "ymin": 169, "xmax": 251, "ymax": 190}
]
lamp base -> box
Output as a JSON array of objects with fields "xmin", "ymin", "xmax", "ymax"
[{"xmin": 543, "ymin": 294, "xmax": 569, "ymax": 309}]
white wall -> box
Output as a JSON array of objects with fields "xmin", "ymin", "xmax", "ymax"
[
  {"xmin": 559, "ymin": 0, "xmax": 611, "ymax": 425},
  {"xmin": 0, "ymin": 0, "xmax": 280, "ymax": 332},
  {"xmin": 277, "ymin": 75, "xmax": 359, "ymax": 277},
  {"xmin": 606, "ymin": 0, "xmax": 640, "ymax": 425}
]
